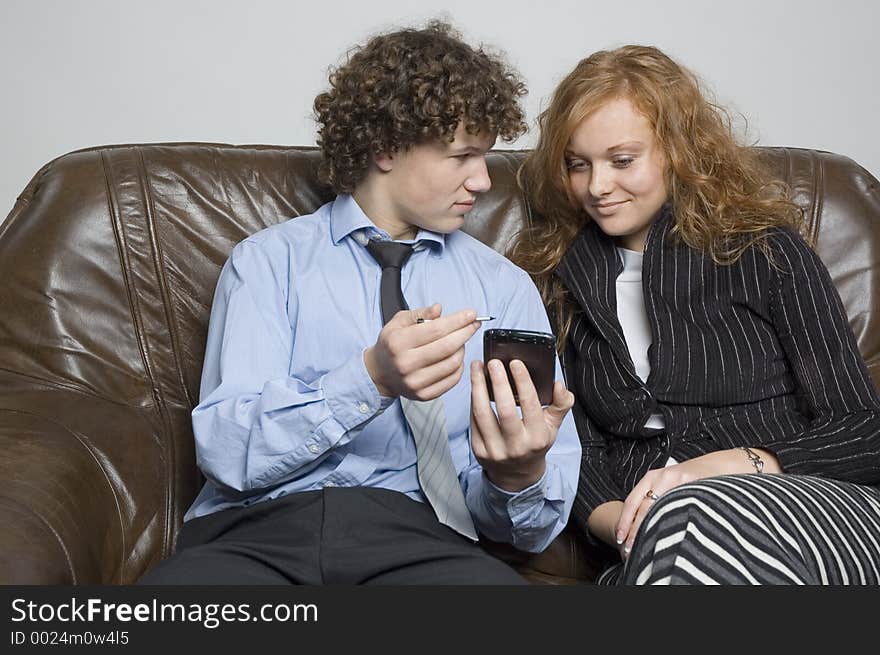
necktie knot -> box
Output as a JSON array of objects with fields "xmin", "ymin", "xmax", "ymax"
[
  {"xmin": 365, "ymin": 239, "xmax": 414, "ymax": 325},
  {"xmin": 366, "ymin": 239, "xmax": 414, "ymax": 270}
]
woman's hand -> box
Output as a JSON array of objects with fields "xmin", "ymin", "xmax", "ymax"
[
  {"xmin": 616, "ymin": 448, "xmax": 779, "ymax": 559},
  {"xmin": 587, "ymin": 500, "xmax": 625, "ymax": 553}
]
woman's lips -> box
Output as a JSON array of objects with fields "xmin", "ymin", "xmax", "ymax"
[{"xmin": 591, "ymin": 199, "xmax": 630, "ymax": 214}]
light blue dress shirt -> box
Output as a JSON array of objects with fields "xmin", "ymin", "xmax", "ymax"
[{"xmin": 185, "ymin": 194, "xmax": 581, "ymax": 552}]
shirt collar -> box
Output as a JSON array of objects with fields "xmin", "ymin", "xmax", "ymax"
[{"xmin": 329, "ymin": 194, "xmax": 446, "ymax": 253}]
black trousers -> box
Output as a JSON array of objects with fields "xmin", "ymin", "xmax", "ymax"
[{"xmin": 138, "ymin": 487, "xmax": 527, "ymax": 585}]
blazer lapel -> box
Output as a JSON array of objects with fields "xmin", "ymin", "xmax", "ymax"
[{"xmin": 555, "ymin": 221, "xmax": 636, "ymax": 373}]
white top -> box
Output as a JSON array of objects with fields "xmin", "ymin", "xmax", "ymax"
[{"xmin": 615, "ymin": 247, "xmax": 665, "ymax": 432}]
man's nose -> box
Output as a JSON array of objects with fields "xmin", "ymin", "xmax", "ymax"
[{"xmin": 464, "ymin": 157, "xmax": 491, "ymax": 193}]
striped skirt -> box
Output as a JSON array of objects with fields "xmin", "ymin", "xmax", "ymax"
[{"xmin": 597, "ymin": 474, "xmax": 880, "ymax": 585}]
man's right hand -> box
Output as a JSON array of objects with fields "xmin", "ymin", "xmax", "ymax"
[{"xmin": 364, "ymin": 303, "xmax": 481, "ymax": 401}]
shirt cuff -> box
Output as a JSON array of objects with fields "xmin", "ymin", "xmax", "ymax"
[
  {"xmin": 321, "ymin": 350, "xmax": 394, "ymax": 432},
  {"xmin": 482, "ymin": 468, "xmax": 565, "ymax": 523}
]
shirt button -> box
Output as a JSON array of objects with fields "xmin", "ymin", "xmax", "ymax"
[
  {"xmin": 358, "ymin": 402, "xmax": 370, "ymax": 414},
  {"xmin": 308, "ymin": 444, "xmax": 320, "ymax": 454}
]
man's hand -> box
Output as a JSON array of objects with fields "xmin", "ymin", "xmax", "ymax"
[
  {"xmin": 364, "ymin": 303, "xmax": 481, "ymax": 400},
  {"xmin": 469, "ymin": 358, "xmax": 574, "ymax": 492}
]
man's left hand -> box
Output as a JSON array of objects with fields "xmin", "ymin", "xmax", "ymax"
[{"xmin": 469, "ymin": 358, "xmax": 574, "ymax": 492}]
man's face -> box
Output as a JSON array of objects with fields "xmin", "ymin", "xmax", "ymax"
[{"xmin": 375, "ymin": 123, "xmax": 496, "ymax": 240}]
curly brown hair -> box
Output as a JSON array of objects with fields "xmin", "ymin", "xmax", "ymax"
[
  {"xmin": 313, "ymin": 20, "xmax": 527, "ymax": 194},
  {"xmin": 510, "ymin": 45, "xmax": 805, "ymax": 349}
]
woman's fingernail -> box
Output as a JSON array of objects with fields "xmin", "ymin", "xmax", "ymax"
[
  {"xmin": 615, "ymin": 534, "xmax": 623, "ymax": 545},
  {"xmin": 624, "ymin": 544, "xmax": 631, "ymax": 554}
]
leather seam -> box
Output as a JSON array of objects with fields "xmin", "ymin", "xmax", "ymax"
[
  {"xmin": 101, "ymin": 150, "xmax": 163, "ymax": 410},
  {"xmin": 135, "ymin": 148, "xmax": 194, "ymax": 408},
  {"xmin": 102, "ymin": 150, "xmax": 174, "ymax": 560},
  {"xmin": 810, "ymin": 152, "xmax": 825, "ymax": 244},
  {"xmin": 133, "ymin": 147, "xmax": 185, "ymax": 559},
  {"xmin": 0, "ymin": 367, "xmax": 150, "ymax": 409}
]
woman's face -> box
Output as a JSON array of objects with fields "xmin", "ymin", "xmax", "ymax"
[{"xmin": 565, "ymin": 97, "xmax": 668, "ymax": 251}]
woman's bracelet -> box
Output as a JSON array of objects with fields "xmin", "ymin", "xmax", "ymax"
[{"xmin": 740, "ymin": 446, "xmax": 764, "ymax": 474}]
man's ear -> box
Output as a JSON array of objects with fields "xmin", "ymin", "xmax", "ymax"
[{"xmin": 374, "ymin": 151, "xmax": 394, "ymax": 173}]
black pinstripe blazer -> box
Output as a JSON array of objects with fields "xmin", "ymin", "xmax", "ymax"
[{"xmin": 556, "ymin": 208, "xmax": 880, "ymax": 544}]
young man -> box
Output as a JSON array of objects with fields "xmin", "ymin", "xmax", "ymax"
[{"xmin": 139, "ymin": 21, "xmax": 580, "ymax": 585}]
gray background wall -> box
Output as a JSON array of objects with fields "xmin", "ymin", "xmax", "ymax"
[{"xmin": 2, "ymin": 0, "xmax": 878, "ymax": 221}]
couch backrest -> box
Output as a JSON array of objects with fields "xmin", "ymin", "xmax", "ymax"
[{"xmin": 1, "ymin": 143, "xmax": 877, "ymax": 578}]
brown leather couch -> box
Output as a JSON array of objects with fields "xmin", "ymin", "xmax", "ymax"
[{"xmin": 1, "ymin": 144, "xmax": 878, "ymax": 584}]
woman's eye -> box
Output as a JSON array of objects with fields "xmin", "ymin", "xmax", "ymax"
[
  {"xmin": 566, "ymin": 160, "xmax": 589, "ymax": 171},
  {"xmin": 613, "ymin": 158, "xmax": 634, "ymax": 168}
]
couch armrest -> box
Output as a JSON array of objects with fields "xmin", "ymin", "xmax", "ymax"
[{"xmin": 0, "ymin": 405, "xmax": 146, "ymax": 584}]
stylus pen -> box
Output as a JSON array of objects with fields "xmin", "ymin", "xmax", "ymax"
[{"xmin": 417, "ymin": 315, "xmax": 495, "ymax": 324}]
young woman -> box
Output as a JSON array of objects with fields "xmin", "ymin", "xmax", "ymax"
[{"xmin": 511, "ymin": 45, "xmax": 880, "ymax": 584}]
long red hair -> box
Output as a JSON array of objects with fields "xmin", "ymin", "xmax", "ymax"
[{"xmin": 510, "ymin": 45, "xmax": 804, "ymax": 348}]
